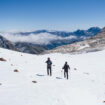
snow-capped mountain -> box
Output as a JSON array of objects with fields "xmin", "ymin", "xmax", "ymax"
[
  {"xmin": 0, "ymin": 47, "xmax": 105, "ymax": 105},
  {"xmin": 45, "ymin": 27, "xmax": 105, "ymax": 54},
  {"xmin": 0, "ymin": 27, "xmax": 101, "ymax": 52}
]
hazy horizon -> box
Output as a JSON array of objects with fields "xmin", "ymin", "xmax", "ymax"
[{"xmin": 0, "ymin": 26, "xmax": 103, "ymax": 33}]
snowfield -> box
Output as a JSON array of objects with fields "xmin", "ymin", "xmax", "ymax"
[{"xmin": 0, "ymin": 48, "xmax": 105, "ymax": 105}]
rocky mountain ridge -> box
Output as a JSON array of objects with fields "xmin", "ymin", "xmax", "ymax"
[
  {"xmin": 44, "ymin": 27, "xmax": 105, "ymax": 54},
  {"xmin": 0, "ymin": 35, "xmax": 17, "ymax": 51}
]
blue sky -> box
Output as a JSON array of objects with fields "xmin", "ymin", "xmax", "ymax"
[{"xmin": 0, "ymin": 0, "xmax": 105, "ymax": 31}]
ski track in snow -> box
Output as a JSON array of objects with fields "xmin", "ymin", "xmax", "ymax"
[{"xmin": 0, "ymin": 48, "xmax": 105, "ymax": 105}]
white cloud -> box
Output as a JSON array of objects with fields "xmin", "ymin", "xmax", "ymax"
[{"xmin": 0, "ymin": 32, "xmax": 77, "ymax": 45}]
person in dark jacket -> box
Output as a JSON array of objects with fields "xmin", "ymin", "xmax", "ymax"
[
  {"xmin": 62, "ymin": 62, "xmax": 70, "ymax": 79},
  {"xmin": 45, "ymin": 58, "xmax": 52, "ymax": 76}
]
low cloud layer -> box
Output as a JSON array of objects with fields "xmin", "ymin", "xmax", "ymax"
[{"xmin": 0, "ymin": 32, "xmax": 77, "ymax": 45}]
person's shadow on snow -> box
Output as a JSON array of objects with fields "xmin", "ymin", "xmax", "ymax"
[
  {"xmin": 36, "ymin": 74, "xmax": 62, "ymax": 79},
  {"xmin": 36, "ymin": 74, "xmax": 45, "ymax": 77},
  {"xmin": 56, "ymin": 77, "xmax": 62, "ymax": 79}
]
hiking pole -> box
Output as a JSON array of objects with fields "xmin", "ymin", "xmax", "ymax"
[
  {"xmin": 69, "ymin": 69, "xmax": 71, "ymax": 80},
  {"xmin": 61, "ymin": 69, "xmax": 63, "ymax": 78}
]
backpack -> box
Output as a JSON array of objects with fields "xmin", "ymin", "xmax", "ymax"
[{"xmin": 48, "ymin": 60, "xmax": 52, "ymax": 65}]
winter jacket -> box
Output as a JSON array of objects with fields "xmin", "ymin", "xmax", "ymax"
[
  {"xmin": 46, "ymin": 60, "xmax": 52, "ymax": 67},
  {"xmin": 62, "ymin": 64, "xmax": 70, "ymax": 72}
]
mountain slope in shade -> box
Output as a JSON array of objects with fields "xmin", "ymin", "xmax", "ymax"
[
  {"xmin": 0, "ymin": 35, "xmax": 46, "ymax": 54},
  {"xmin": 44, "ymin": 27, "xmax": 105, "ymax": 54},
  {"xmin": 14, "ymin": 42, "xmax": 47, "ymax": 54},
  {"xmin": 0, "ymin": 35, "xmax": 17, "ymax": 51}
]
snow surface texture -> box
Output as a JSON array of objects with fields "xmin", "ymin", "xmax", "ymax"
[{"xmin": 0, "ymin": 48, "xmax": 105, "ymax": 105}]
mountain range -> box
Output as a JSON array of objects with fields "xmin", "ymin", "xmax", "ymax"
[
  {"xmin": 45, "ymin": 27, "xmax": 105, "ymax": 54},
  {"xmin": 13, "ymin": 27, "xmax": 101, "ymax": 37},
  {"xmin": 0, "ymin": 27, "xmax": 102, "ymax": 54}
]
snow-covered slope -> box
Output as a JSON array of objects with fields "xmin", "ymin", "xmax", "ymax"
[{"xmin": 0, "ymin": 48, "xmax": 105, "ymax": 105}]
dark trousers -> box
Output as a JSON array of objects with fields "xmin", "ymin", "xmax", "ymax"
[
  {"xmin": 47, "ymin": 66, "xmax": 52, "ymax": 76},
  {"xmin": 64, "ymin": 71, "xmax": 68, "ymax": 79}
]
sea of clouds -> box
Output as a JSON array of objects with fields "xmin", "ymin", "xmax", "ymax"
[{"xmin": 0, "ymin": 32, "xmax": 77, "ymax": 45}]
